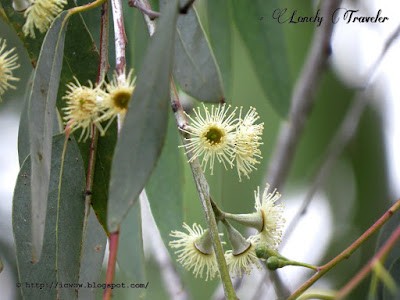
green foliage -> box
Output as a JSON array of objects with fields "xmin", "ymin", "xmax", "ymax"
[
  {"xmin": 107, "ymin": 0, "xmax": 179, "ymax": 232},
  {"xmin": 174, "ymin": 7, "xmax": 224, "ymax": 103},
  {"xmin": 27, "ymin": 11, "xmax": 69, "ymax": 261},
  {"xmin": 13, "ymin": 134, "xmax": 86, "ymax": 299}
]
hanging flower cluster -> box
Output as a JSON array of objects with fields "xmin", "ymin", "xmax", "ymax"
[
  {"xmin": 62, "ymin": 69, "xmax": 136, "ymax": 141},
  {"xmin": 23, "ymin": 0, "xmax": 67, "ymax": 38},
  {"xmin": 0, "ymin": 38, "xmax": 19, "ymax": 102},
  {"xmin": 169, "ymin": 184, "xmax": 285, "ymax": 280},
  {"xmin": 181, "ymin": 104, "xmax": 264, "ymax": 181}
]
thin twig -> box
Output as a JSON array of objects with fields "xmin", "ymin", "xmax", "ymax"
[
  {"xmin": 81, "ymin": 0, "xmax": 110, "ymax": 259},
  {"xmin": 287, "ymin": 198, "xmax": 400, "ymax": 300},
  {"xmin": 128, "ymin": 0, "xmax": 160, "ymax": 20},
  {"xmin": 111, "ymin": 0, "xmax": 127, "ymax": 78},
  {"xmin": 334, "ymin": 223, "xmax": 400, "ymax": 299},
  {"xmin": 281, "ymin": 23, "xmax": 400, "ymax": 249},
  {"xmin": 264, "ymin": 0, "xmax": 341, "ymax": 192},
  {"xmin": 103, "ymin": 231, "xmax": 120, "ymax": 300},
  {"xmin": 137, "ymin": 0, "xmax": 156, "ymax": 36}
]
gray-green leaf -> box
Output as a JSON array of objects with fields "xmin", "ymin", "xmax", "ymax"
[
  {"xmin": 174, "ymin": 7, "xmax": 224, "ymax": 103},
  {"xmin": 231, "ymin": 0, "xmax": 292, "ymax": 117},
  {"xmin": 28, "ymin": 11, "xmax": 69, "ymax": 261},
  {"xmin": 107, "ymin": 0, "xmax": 179, "ymax": 232},
  {"xmin": 13, "ymin": 134, "xmax": 86, "ymax": 299}
]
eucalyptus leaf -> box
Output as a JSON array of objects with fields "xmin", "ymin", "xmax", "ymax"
[
  {"xmin": 107, "ymin": 0, "xmax": 179, "ymax": 232},
  {"xmin": 174, "ymin": 7, "xmax": 224, "ymax": 103},
  {"xmin": 13, "ymin": 134, "xmax": 86, "ymax": 299},
  {"xmin": 145, "ymin": 113, "xmax": 183, "ymax": 253},
  {"xmin": 206, "ymin": 0, "xmax": 233, "ymax": 97},
  {"xmin": 116, "ymin": 200, "xmax": 145, "ymax": 299},
  {"xmin": 78, "ymin": 208, "xmax": 107, "ymax": 300},
  {"xmin": 383, "ymin": 258, "xmax": 400, "ymax": 300},
  {"xmin": 28, "ymin": 10, "xmax": 69, "ymax": 262},
  {"xmin": 231, "ymin": 0, "xmax": 291, "ymax": 117}
]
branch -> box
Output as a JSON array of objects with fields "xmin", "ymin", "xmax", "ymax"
[
  {"xmin": 287, "ymin": 198, "xmax": 400, "ymax": 300},
  {"xmin": 264, "ymin": 0, "xmax": 341, "ymax": 191},
  {"xmin": 280, "ymin": 23, "xmax": 400, "ymax": 249},
  {"xmin": 335, "ymin": 223, "xmax": 400, "ymax": 299},
  {"xmin": 128, "ymin": 0, "xmax": 160, "ymax": 20},
  {"xmin": 81, "ymin": 0, "xmax": 109, "ymax": 256}
]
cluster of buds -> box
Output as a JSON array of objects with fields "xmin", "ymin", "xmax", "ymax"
[
  {"xmin": 181, "ymin": 104, "xmax": 264, "ymax": 181},
  {"xmin": 62, "ymin": 70, "xmax": 136, "ymax": 141},
  {"xmin": 169, "ymin": 184, "xmax": 285, "ymax": 280}
]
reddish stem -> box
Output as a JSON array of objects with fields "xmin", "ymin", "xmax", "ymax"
[
  {"xmin": 103, "ymin": 231, "xmax": 120, "ymax": 300},
  {"xmin": 335, "ymin": 223, "xmax": 400, "ymax": 299},
  {"xmin": 288, "ymin": 198, "xmax": 400, "ymax": 300}
]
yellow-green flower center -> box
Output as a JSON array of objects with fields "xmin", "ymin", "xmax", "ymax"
[
  {"xmin": 113, "ymin": 90, "xmax": 131, "ymax": 109},
  {"xmin": 204, "ymin": 127, "xmax": 223, "ymax": 145}
]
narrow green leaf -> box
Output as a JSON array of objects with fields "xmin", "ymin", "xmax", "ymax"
[
  {"xmin": 206, "ymin": 0, "xmax": 233, "ymax": 97},
  {"xmin": 174, "ymin": 7, "xmax": 224, "ymax": 103},
  {"xmin": 145, "ymin": 112, "xmax": 183, "ymax": 251},
  {"xmin": 107, "ymin": 0, "xmax": 179, "ymax": 232},
  {"xmin": 18, "ymin": 73, "xmax": 33, "ymax": 166},
  {"xmin": 383, "ymin": 258, "xmax": 400, "ymax": 300},
  {"xmin": 28, "ymin": 11, "xmax": 69, "ymax": 262},
  {"xmin": 115, "ymin": 201, "xmax": 146, "ymax": 299},
  {"xmin": 13, "ymin": 134, "xmax": 86, "ymax": 299},
  {"xmin": 78, "ymin": 208, "xmax": 107, "ymax": 300},
  {"xmin": 231, "ymin": 0, "xmax": 292, "ymax": 117}
]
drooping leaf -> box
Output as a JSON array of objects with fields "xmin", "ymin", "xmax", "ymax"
[
  {"xmin": 78, "ymin": 208, "xmax": 107, "ymax": 300},
  {"xmin": 18, "ymin": 72, "xmax": 33, "ymax": 166},
  {"xmin": 107, "ymin": 0, "xmax": 179, "ymax": 232},
  {"xmin": 27, "ymin": 10, "xmax": 69, "ymax": 262},
  {"xmin": 174, "ymin": 7, "xmax": 224, "ymax": 103},
  {"xmin": 115, "ymin": 200, "xmax": 145, "ymax": 299},
  {"xmin": 13, "ymin": 134, "xmax": 86, "ymax": 299},
  {"xmin": 231, "ymin": 0, "xmax": 292, "ymax": 117},
  {"xmin": 206, "ymin": 0, "xmax": 233, "ymax": 97},
  {"xmin": 145, "ymin": 112, "xmax": 183, "ymax": 253}
]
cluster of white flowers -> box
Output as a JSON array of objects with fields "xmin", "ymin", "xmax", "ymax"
[
  {"xmin": 0, "ymin": 39, "xmax": 19, "ymax": 102},
  {"xmin": 181, "ymin": 104, "xmax": 264, "ymax": 181},
  {"xmin": 169, "ymin": 184, "xmax": 285, "ymax": 279},
  {"xmin": 62, "ymin": 70, "xmax": 136, "ymax": 141}
]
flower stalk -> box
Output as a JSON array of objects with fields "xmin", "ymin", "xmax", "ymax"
[{"xmin": 288, "ymin": 198, "xmax": 400, "ymax": 300}]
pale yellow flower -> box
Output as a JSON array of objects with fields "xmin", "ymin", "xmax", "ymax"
[
  {"xmin": 181, "ymin": 104, "xmax": 237, "ymax": 175},
  {"xmin": 225, "ymin": 235, "xmax": 261, "ymax": 278},
  {"xmin": 169, "ymin": 223, "xmax": 218, "ymax": 281},
  {"xmin": 234, "ymin": 107, "xmax": 264, "ymax": 181},
  {"xmin": 23, "ymin": 0, "xmax": 67, "ymax": 38},
  {"xmin": 254, "ymin": 184, "xmax": 285, "ymax": 248},
  {"xmin": 96, "ymin": 69, "xmax": 136, "ymax": 131},
  {"xmin": 62, "ymin": 77, "xmax": 106, "ymax": 142},
  {"xmin": 0, "ymin": 39, "xmax": 19, "ymax": 102}
]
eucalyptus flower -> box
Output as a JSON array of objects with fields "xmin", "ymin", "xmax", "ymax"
[
  {"xmin": 23, "ymin": 0, "xmax": 67, "ymax": 38},
  {"xmin": 234, "ymin": 107, "xmax": 264, "ymax": 181},
  {"xmin": 62, "ymin": 77, "xmax": 106, "ymax": 142},
  {"xmin": 0, "ymin": 39, "xmax": 19, "ymax": 102},
  {"xmin": 96, "ymin": 69, "xmax": 136, "ymax": 131},
  {"xmin": 225, "ymin": 235, "xmax": 261, "ymax": 278},
  {"xmin": 181, "ymin": 104, "xmax": 237, "ymax": 175},
  {"xmin": 169, "ymin": 223, "xmax": 219, "ymax": 281}
]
